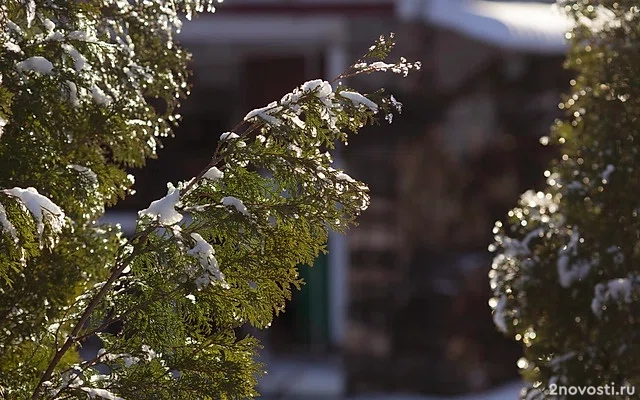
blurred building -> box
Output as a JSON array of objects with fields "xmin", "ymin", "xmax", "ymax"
[{"xmin": 105, "ymin": 0, "xmax": 574, "ymax": 397}]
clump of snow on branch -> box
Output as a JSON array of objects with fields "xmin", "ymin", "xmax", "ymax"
[
  {"xmin": 557, "ymin": 228, "xmax": 593, "ymax": 288},
  {"xmin": 203, "ymin": 166, "xmax": 224, "ymax": 181},
  {"xmin": 0, "ymin": 115, "xmax": 6, "ymax": 139},
  {"xmin": 80, "ymin": 387, "xmax": 124, "ymax": 400},
  {"xmin": 222, "ymin": 196, "xmax": 249, "ymax": 216},
  {"xmin": 339, "ymin": 91, "xmax": 379, "ymax": 113},
  {"xmin": 243, "ymin": 79, "xmax": 336, "ymax": 127},
  {"xmin": 491, "ymin": 295, "xmax": 509, "ymax": 333},
  {"xmin": 3, "ymin": 187, "xmax": 66, "ymax": 244},
  {"xmin": 91, "ymin": 85, "xmax": 112, "ymax": 106},
  {"xmin": 600, "ymin": 164, "xmax": 615, "ymax": 184},
  {"xmin": 186, "ymin": 233, "xmax": 228, "ymax": 289},
  {"xmin": 220, "ymin": 132, "xmax": 239, "ymax": 141},
  {"xmin": 16, "ymin": 56, "xmax": 54, "ymax": 75},
  {"xmin": 97, "ymin": 348, "xmax": 139, "ymax": 368},
  {"xmin": 69, "ymin": 165, "xmax": 98, "ymax": 185},
  {"xmin": 244, "ymin": 102, "xmax": 282, "ymax": 126},
  {"xmin": 138, "ymin": 184, "xmax": 183, "ymax": 225},
  {"xmin": 335, "ymin": 171, "xmax": 356, "ymax": 183},
  {"xmin": 591, "ymin": 276, "xmax": 637, "ymax": 318},
  {"xmin": 0, "ymin": 202, "xmax": 18, "ymax": 244}
]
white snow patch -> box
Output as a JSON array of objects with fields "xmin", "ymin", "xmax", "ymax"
[
  {"xmin": 70, "ymin": 165, "xmax": 98, "ymax": 184},
  {"xmin": 43, "ymin": 18, "xmax": 56, "ymax": 32},
  {"xmin": 0, "ymin": 201, "xmax": 18, "ymax": 243},
  {"xmin": 62, "ymin": 44, "xmax": 87, "ymax": 71},
  {"xmin": 80, "ymin": 387, "xmax": 124, "ymax": 400},
  {"xmin": 336, "ymin": 172, "xmax": 356, "ymax": 183},
  {"xmin": 243, "ymin": 102, "xmax": 282, "ymax": 126},
  {"xmin": 566, "ymin": 181, "xmax": 584, "ymax": 191},
  {"xmin": 4, "ymin": 41, "xmax": 21, "ymax": 53},
  {"xmin": 64, "ymin": 81, "xmax": 80, "ymax": 107},
  {"xmin": 491, "ymin": 295, "xmax": 508, "ymax": 333},
  {"xmin": 548, "ymin": 351, "xmax": 576, "ymax": 368},
  {"xmin": 340, "ymin": 91, "xmax": 379, "ymax": 113},
  {"xmin": 0, "ymin": 115, "xmax": 6, "ymax": 139},
  {"xmin": 91, "ymin": 85, "xmax": 112, "ymax": 106},
  {"xmin": 220, "ymin": 131, "xmax": 239, "ymax": 141},
  {"xmin": 187, "ymin": 233, "xmax": 226, "ymax": 289},
  {"xmin": 501, "ymin": 228, "xmax": 544, "ymax": 258},
  {"xmin": 288, "ymin": 144, "xmax": 303, "ymax": 157},
  {"xmin": 24, "ymin": 0, "xmax": 36, "ymax": 27},
  {"xmin": 3, "ymin": 187, "xmax": 66, "ymax": 238},
  {"xmin": 601, "ymin": 164, "xmax": 615, "ymax": 183},
  {"xmin": 301, "ymin": 79, "xmax": 333, "ymax": 99},
  {"xmin": 222, "ymin": 196, "xmax": 249, "ymax": 216},
  {"xmin": 557, "ymin": 229, "xmax": 591, "ymax": 288},
  {"xmin": 16, "ymin": 56, "xmax": 54, "ymax": 75},
  {"xmin": 138, "ymin": 184, "xmax": 183, "ymax": 225},
  {"xmin": 203, "ymin": 166, "xmax": 224, "ymax": 181},
  {"xmin": 592, "ymin": 277, "xmax": 634, "ymax": 318}
]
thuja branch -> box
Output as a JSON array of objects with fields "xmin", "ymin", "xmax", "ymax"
[
  {"xmin": 31, "ymin": 229, "xmax": 154, "ymax": 399},
  {"xmin": 30, "ymin": 110, "xmax": 253, "ymax": 398}
]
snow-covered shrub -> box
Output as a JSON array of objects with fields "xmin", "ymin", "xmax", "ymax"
[{"xmin": 490, "ymin": 1, "xmax": 640, "ymax": 398}]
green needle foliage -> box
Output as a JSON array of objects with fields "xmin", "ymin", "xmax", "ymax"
[
  {"xmin": 490, "ymin": 1, "xmax": 640, "ymax": 399},
  {"xmin": 0, "ymin": 1, "xmax": 419, "ymax": 399}
]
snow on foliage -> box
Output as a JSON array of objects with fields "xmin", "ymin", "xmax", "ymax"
[
  {"xmin": 591, "ymin": 277, "xmax": 636, "ymax": 318},
  {"xmin": 335, "ymin": 171, "xmax": 356, "ymax": 183},
  {"xmin": 187, "ymin": 233, "xmax": 227, "ymax": 289},
  {"xmin": 600, "ymin": 164, "xmax": 615, "ymax": 183},
  {"xmin": 69, "ymin": 165, "xmax": 98, "ymax": 184},
  {"xmin": 243, "ymin": 103, "xmax": 282, "ymax": 126},
  {"xmin": 0, "ymin": 115, "xmax": 6, "ymax": 139},
  {"xmin": 61, "ymin": 44, "xmax": 87, "ymax": 72},
  {"xmin": 491, "ymin": 295, "xmax": 509, "ymax": 333},
  {"xmin": 1, "ymin": 0, "xmax": 417, "ymax": 393},
  {"xmin": 222, "ymin": 196, "xmax": 249, "ymax": 216},
  {"xmin": 340, "ymin": 91, "xmax": 379, "ymax": 112},
  {"xmin": 16, "ymin": 56, "xmax": 54, "ymax": 75},
  {"xmin": 220, "ymin": 131, "xmax": 240, "ymax": 141},
  {"xmin": 0, "ymin": 201, "xmax": 18, "ymax": 243},
  {"xmin": 203, "ymin": 166, "xmax": 224, "ymax": 181},
  {"xmin": 91, "ymin": 85, "xmax": 111, "ymax": 106},
  {"xmin": 80, "ymin": 387, "xmax": 124, "ymax": 400},
  {"xmin": 557, "ymin": 228, "xmax": 592, "ymax": 288},
  {"xmin": 3, "ymin": 187, "xmax": 66, "ymax": 239},
  {"xmin": 138, "ymin": 184, "xmax": 183, "ymax": 225}
]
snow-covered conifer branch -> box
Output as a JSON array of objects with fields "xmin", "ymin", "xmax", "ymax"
[{"xmin": 1, "ymin": 0, "xmax": 419, "ymax": 397}]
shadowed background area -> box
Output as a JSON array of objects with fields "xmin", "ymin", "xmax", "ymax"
[{"xmin": 101, "ymin": 0, "xmax": 572, "ymax": 398}]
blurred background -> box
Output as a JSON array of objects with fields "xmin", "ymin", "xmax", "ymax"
[{"xmin": 102, "ymin": 0, "xmax": 575, "ymax": 398}]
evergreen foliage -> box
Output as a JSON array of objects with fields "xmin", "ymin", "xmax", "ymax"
[
  {"xmin": 0, "ymin": 1, "xmax": 419, "ymax": 399},
  {"xmin": 490, "ymin": 1, "xmax": 640, "ymax": 398}
]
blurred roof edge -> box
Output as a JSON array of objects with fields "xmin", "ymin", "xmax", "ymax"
[
  {"xmin": 216, "ymin": 1, "xmax": 394, "ymax": 15},
  {"xmin": 397, "ymin": 0, "xmax": 572, "ymax": 55}
]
